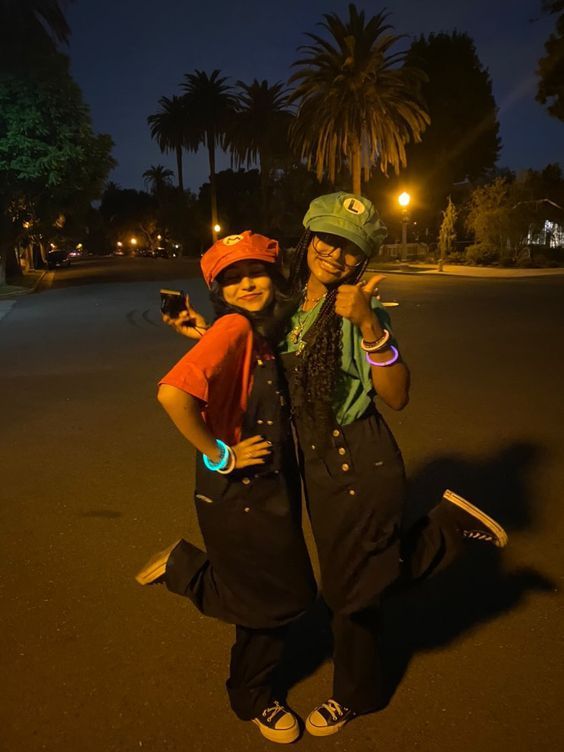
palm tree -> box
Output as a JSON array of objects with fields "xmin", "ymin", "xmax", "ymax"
[
  {"xmin": 142, "ymin": 164, "xmax": 174, "ymax": 195},
  {"xmin": 227, "ymin": 79, "xmax": 294, "ymax": 228},
  {"xmin": 148, "ymin": 95, "xmax": 193, "ymax": 193},
  {"xmin": 0, "ymin": 0, "xmax": 71, "ymax": 43},
  {"xmin": 0, "ymin": 0, "xmax": 73, "ymax": 68},
  {"xmin": 182, "ymin": 69, "xmax": 235, "ymax": 241},
  {"xmin": 289, "ymin": 4, "xmax": 430, "ymax": 195}
]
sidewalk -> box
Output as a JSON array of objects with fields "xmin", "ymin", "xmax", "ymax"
[
  {"xmin": 0, "ymin": 270, "xmax": 47, "ymax": 298},
  {"xmin": 367, "ymin": 261, "xmax": 564, "ymax": 278}
]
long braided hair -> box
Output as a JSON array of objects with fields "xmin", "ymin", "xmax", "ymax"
[{"xmin": 286, "ymin": 230, "xmax": 368, "ymax": 431}]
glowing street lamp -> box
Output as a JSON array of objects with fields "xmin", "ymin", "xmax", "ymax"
[
  {"xmin": 130, "ymin": 237, "xmax": 137, "ymax": 246},
  {"xmin": 398, "ymin": 192, "xmax": 411, "ymax": 261}
]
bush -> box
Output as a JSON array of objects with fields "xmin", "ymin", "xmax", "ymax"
[
  {"xmin": 445, "ymin": 251, "xmax": 466, "ymax": 264},
  {"xmin": 465, "ymin": 243, "xmax": 500, "ymax": 265}
]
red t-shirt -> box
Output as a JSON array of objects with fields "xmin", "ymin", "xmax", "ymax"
[{"xmin": 159, "ymin": 314, "xmax": 257, "ymax": 445}]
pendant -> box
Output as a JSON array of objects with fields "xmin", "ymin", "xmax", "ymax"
[{"xmin": 289, "ymin": 322, "xmax": 304, "ymax": 344}]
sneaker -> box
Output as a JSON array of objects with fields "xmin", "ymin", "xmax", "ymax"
[
  {"xmin": 443, "ymin": 489, "xmax": 508, "ymax": 548},
  {"xmin": 305, "ymin": 698, "xmax": 356, "ymax": 736},
  {"xmin": 135, "ymin": 540, "xmax": 180, "ymax": 585},
  {"xmin": 252, "ymin": 701, "xmax": 300, "ymax": 744}
]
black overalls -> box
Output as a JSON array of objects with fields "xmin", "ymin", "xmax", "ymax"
[
  {"xmin": 282, "ymin": 350, "xmax": 463, "ymax": 713},
  {"xmin": 164, "ymin": 346, "xmax": 317, "ymax": 719}
]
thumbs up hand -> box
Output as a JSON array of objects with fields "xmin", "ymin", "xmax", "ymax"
[{"xmin": 335, "ymin": 275, "xmax": 385, "ymax": 330}]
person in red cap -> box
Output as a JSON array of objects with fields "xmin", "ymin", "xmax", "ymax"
[{"xmin": 136, "ymin": 231, "xmax": 316, "ymax": 743}]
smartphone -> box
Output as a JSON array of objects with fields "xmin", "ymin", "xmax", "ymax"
[{"xmin": 160, "ymin": 289, "xmax": 188, "ymax": 318}]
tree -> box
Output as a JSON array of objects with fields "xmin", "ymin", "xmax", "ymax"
[
  {"xmin": 289, "ymin": 3, "xmax": 429, "ymax": 195},
  {"xmin": 464, "ymin": 177, "xmax": 533, "ymax": 262},
  {"xmin": 148, "ymin": 95, "xmax": 194, "ymax": 192},
  {"xmin": 537, "ymin": 1, "xmax": 564, "ymax": 121},
  {"xmin": 182, "ymin": 70, "xmax": 236, "ymax": 241},
  {"xmin": 142, "ymin": 164, "xmax": 174, "ymax": 195},
  {"xmin": 99, "ymin": 184, "xmax": 156, "ymax": 246},
  {"xmin": 438, "ymin": 197, "xmax": 457, "ymax": 270},
  {"xmin": 227, "ymin": 80, "xmax": 294, "ymax": 230},
  {"xmin": 0, "ymin": 0, "xmax": 72, "ymax": 66},
  {"xmin": 0, "ymin": 52, "xmax": 114, "ymax": 281},
  {"xmin": 404, "ymin": 32, "xmax": 501, "ymax": 219}
]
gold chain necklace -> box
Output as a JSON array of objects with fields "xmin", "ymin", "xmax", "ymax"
[{"xmin": 289, "ymin": 287, "xmax": 326, "ymax": 354}]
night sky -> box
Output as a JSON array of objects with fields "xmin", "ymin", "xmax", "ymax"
[{"xmin": 67, "ymin": 0, "xmax": 564, "ymax": 192}]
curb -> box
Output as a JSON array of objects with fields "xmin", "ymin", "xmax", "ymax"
[
  {"xmin": 0, "ymin": 270, "xmax": 48, "ymax": 299},
  {"xmin": 366, "ymin": 265, "xmax": 564, "ymax": 279}
]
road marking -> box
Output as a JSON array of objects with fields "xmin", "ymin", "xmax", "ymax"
[{"xmin": 0, "ymin": 301, "xmax": 16, "ymax": 322}]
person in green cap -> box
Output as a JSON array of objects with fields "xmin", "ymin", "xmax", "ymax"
[{"xmin": 160, "ymin": 192, "xmax": 508, "ymax": 739}]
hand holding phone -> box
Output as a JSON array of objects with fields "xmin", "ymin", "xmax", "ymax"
[
  {"xmin": 160, "ymin": 289, "xmax": 188, "ymax": 318},
  {"xmin": 160, "ymin": 289, "xmax": 208, "ymax": 339}
]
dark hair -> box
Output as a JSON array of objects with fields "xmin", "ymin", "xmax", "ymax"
[
  {"xmin": 286, "ymin": 230, "xmax": 368, "ymax": 431},
  {"xmin": 210, "ymin": 261, "xmax": 295, "ymax": 346}
]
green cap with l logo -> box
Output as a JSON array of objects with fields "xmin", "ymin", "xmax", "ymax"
[{"xmin": 303, "ymin": 192, "xmax": 387, "ymax": 257}]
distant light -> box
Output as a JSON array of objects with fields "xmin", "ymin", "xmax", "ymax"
[
  {"xmin": 76, "ymin": 243, "xmax": 83, "ymax": 249},
  {"xmin": 50, "ymin": 243, "xmax": 56, "ymax": 249},
  {"xmin": 117, "ymin": 241, "xmax": 123, "ymax": 247},
  {"xmin": 174, "ymin": 244, "xmax": 180, "ymax": 249},
  {"xmin": 398, "ymin": 192, "xmax": 411, "ymax": 208},
  {"xmin": 130, "ymin": 237, "xmax": 137, "ymax": 245},
  {"xmin": 157, "ymin": 234, "xmax": 162, "ymax": 241},
  {"xmin": 213, "ymin": 224, "xmax": 221, "ymax": 233}
]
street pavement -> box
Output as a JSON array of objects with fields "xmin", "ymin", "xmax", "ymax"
[{"xmin": 1, "ymin": 257, "xmax": 563, "ymax": 752}]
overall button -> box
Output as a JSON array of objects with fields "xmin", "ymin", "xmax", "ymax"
[
  {"xmin": 332, "ymin": 429, "xmax": 340, "ymax": 438},
  {"xmin": 338, "ymin": 447, "xmax": 346, "ymax": 456},
  {"xmin": 266, "ymin": 420, "xmax": 273, "ymax": 426},
  {"xmin": 311, "ymin": 444, "xmax": 316, "ymax": 450},
  {"xmin": 341, "ymin": 463, "xmax": 350, "ymax": 472},
  {"xmin": 244, "ymin": 507, "xmax": 250, "ymax": 513},
  {"xmin": 241, "ymin": 477, "xmax": 251, "ymax": 486},
  {"xmin": 257, "ymin": 419, "xmax": 264, "ymax": 425},
  {"xmin": 267, "ymin": 379, "xmax": 273, "ymax": 385},
  {"xmin": 348, "ymin": 488, "xmax": 356, "ymax": 496}
]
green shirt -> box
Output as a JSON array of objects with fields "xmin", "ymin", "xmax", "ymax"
[{"xmin": 280, "ymin": 298, "xmax": 397, "ymax": 425}]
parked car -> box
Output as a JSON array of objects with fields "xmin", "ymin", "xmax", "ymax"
[{"xmin": 47, "ymin": 250, "xmax": 71, "ymax": 269}]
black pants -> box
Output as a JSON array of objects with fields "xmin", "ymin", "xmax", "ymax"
[
  {"xmin": 165, "ymin": 540, "xmax": 298, "ymax": 721},
  {"xmin": 226, "ymin": 625, "xmax": 288, "ymax": 720},
  {"xmin": 296, "ymin": 412, "xmax": 465, "ymax": 714}
]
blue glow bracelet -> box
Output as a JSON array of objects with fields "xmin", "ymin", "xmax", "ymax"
[{"xmin": 203, "ymin": 439, "xmax": 230, "ymax": 471}]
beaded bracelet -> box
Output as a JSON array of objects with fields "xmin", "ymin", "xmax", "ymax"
[
  {"xmin": 203, "ymin": 439, "xmax": 230, "ymax": 472},
  {"xmin": 365, "ymin": 345, "xmax": 400, "ymax": 367},
  {"xmin": 361, "ymin": 329, "xmax": 390, "ymax": 353}
]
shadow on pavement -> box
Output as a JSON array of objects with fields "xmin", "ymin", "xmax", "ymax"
[{"xmin": 275, "ymin": 440, "xmax": 556, "ymax": 707}]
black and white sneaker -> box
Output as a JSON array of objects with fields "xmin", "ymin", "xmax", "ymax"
[
  {"xmin": 252, "ymin": 701, "xmax": 300, "ymax": 744},
  {"xmin": 443, "ymin": 489, "xmax": 508, "ymax": 548},
  {"xmin": 305, "ymin": 698, "xmax": 356, "ymax": 736},
  {"xmin": 135, "ymin": 540, "xmax": 180, "ymax": 585}
]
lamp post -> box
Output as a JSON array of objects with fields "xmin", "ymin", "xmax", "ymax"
[{"xmin": 398, "ymin": 192, "xmax": 411, "ymax": 262}]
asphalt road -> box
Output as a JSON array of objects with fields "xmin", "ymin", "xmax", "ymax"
[{"xmin": 1, "ymin": 257, "xmax": 562, "ymax": 752}]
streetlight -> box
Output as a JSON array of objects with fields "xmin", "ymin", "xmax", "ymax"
[
  {"xmin": 398, "ymin": 192, "xmax": 411, "ymax": 262},
  {"xmin": 213, "ymin": 223, "xmax": 221, "ymax": 235}
]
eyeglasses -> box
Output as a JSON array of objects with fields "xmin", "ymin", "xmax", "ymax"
[{"xmin": 312, "ymin": 233, "xmax": 364, "ymax": 270}]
